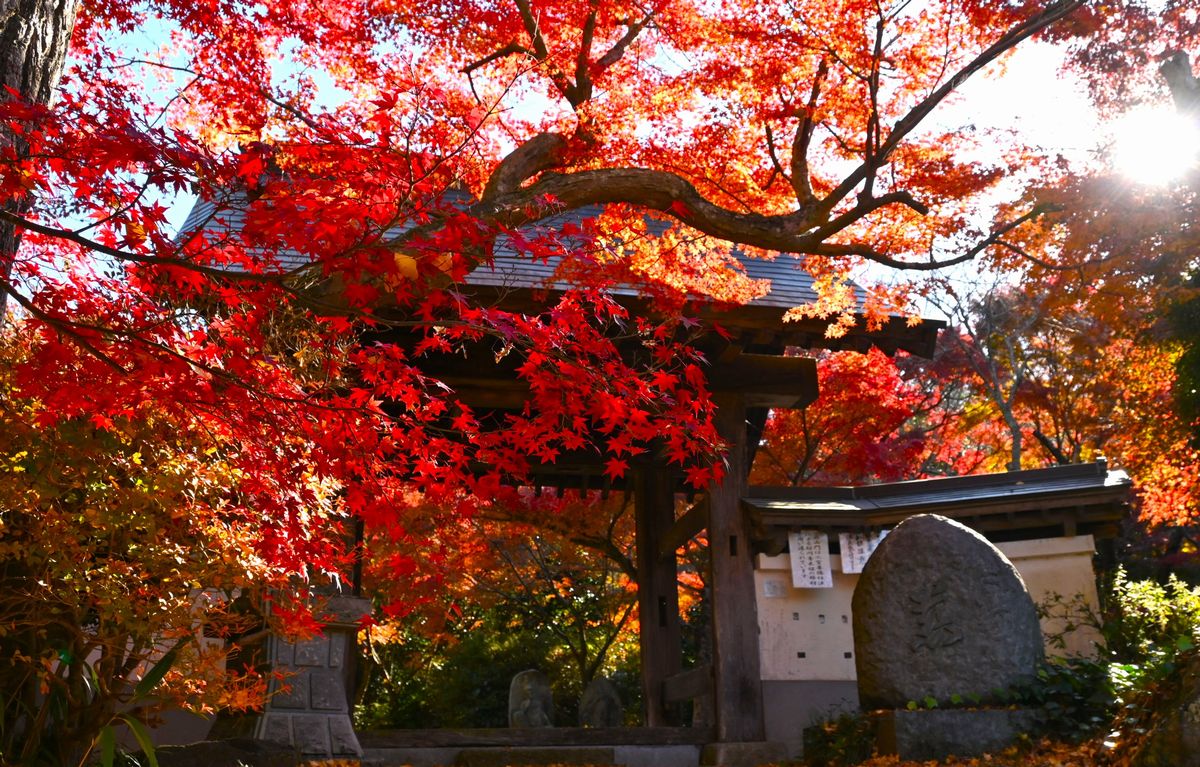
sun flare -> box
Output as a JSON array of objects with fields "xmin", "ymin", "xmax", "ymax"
[{"xmin": 1109, "ymin": 107, "xmax": 1200, "ymax": 186}]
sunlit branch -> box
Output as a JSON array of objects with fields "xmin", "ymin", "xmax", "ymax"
[
  {"xmin": 461, "ymin": 41, "xmax": 536, "ymax": 75},
  {"xmin": 811, "ymin": 203, "xmax": 1063, "ymax": 270},
  {"xmin": 0, "ymin": 210, "xmax": 296, "ymax": 284},
  {"xmin": 790, "ymin": 57, "xmax": 828, "ymax": 205},
  {"xmin": 0, "ymin": 274, "xmax": 127, "ymax": 372},
  {"xmin": 763, "ymin": 124, "xmax": 791, "ymax": 189},
  {"xmin": 819, "ymin": 0, "xmax": 1084, "ymax": 214},
  {"xmin": 574, "ymin": 3, "xmax": 599, "ymax": 105}
]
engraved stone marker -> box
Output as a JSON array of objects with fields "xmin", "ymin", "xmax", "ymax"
[
  {"xmin": 508, "ymin": 669, "xmax": 554, "ymax": 727},
  {"xmin": 578, "ymin": 677, "xmax": 622, "ymax": 727},
  {"xmin": 851, "ymin": 514, "xmax": 1044, "ymax": 709}
]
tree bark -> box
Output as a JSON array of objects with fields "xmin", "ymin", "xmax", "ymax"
[{"xmin": 0, "ymin": 0, "xmax": 78, "ymax": 321}]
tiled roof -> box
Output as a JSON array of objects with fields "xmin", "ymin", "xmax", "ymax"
[
  {"xmin": 178, "ymin": 193, "xmax": 829, "ymax": 307},
  {"xmin": 176, "ymin": 192, "xmax": 941, "ymax": 354},
  {"xmin": 468, "ymin": 202, "xmax": 836, "ymax": 310},
  {"xmin": 744, "ymin": 461, "xmax": 1131, "ymax": 537}
]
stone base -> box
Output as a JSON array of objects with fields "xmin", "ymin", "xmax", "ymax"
[
  {"xmin": 873, "ymin": 708, "xmax": 1040, "ymax": 761},
  {"xmin": 454, "ymin": 747, "xmax": 616, "ymax": 767},
  {"xmin": 258, "ymin": 711, "xmax": 361, "ymax": 758},
  {"xmin": 699, "ymin": 741, "xmax": 787, "ymax": 767}
]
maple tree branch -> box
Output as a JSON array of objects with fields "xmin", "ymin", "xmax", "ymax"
[
  {"xmin": 481, "ymin": 132, "xmax": 570, "ymax": 200},
  {"xmin": 461, "ymin": 41, "xmax": 536, "ymax": 75},
  {"xmin": 995, "ymin": 235, "xmax": 1103, "ymax": 272},
  {"xmin": 804, "ymin": 190, "xmax": 929, "ymax": 243},
  {"xmin": 821, "ymin": 0, "xmax": 1084, "ymax": 213},
  {"xmin": 0, "ymin": 210, "xmax": 297, "ymax": 284},
  {"xmin": 569, "ymin": 533, "xmax": 637, "ymax": 580},
  {"xmin": 594, "ymin": 11, "xmax": 655, "ymax": 71},
  {"xmin": 511, "ymin": 0, "xmax": 576, "ymax": 102},
  {"xmin": 763, "ymin": 124, "xmax": 791, "ymax": 188},
  {"xmin": 262, "ymin": 91, "xmax": 327, "ymax": 134},
  {"xmin": 790, "ymin": 58, "xmax": 828, "ymax": 205},
  {"xmin": 811, "ymin": 203, "xmax": 1062, "ymax": 270},
  {"xmin": 1033, "ymin": 427, "xmax": 1069, "ymax": 465},
  {"xmin": 513, "ymin": 0, "xmax": 550, "ymax": 59},
  {"xmin": 0, "ymin": 276, "xmax": 127, "ymax": 372},
  {"xmin": 471, "ymin": 145, "xmax": 1065, "ymax": 271},
  {"xmin": 573, "ymin": 2, "xmax": 600, "ymax": 106},
  {"xmin": 862, "ymin": 16, "xmax": 886, "ymax": 200},
  {"xmin": 468, "ymin": 6, "xmax": 1080, "ymax": 271}
]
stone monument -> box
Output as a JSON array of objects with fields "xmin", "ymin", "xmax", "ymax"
[
  {"xmin": 578, "ymin": 677, "xmax": 622, "ymax": 727},
  {"xmin": 851, "ymin": 514, "xmax": 1044, "ymax": 759},
  {"xmin": 508, "ymin": 669, "xmax": 554, "ymax": 727}
]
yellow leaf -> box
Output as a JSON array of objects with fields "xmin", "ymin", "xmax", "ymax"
[{"xmin": 394, "ymin": 252, "xmax": 419, "ymax": 281}]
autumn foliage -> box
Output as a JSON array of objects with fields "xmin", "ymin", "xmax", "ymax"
[
  {"xmin": 0, "ymin": 328, "xmax": 341, "ymax": 762},
  {"xmin": 3, "ymin": 0, "xmax": 1200, "ymax": 759},
  {"xmin": 0, "ymin": 0, "xmax": 1093, "ymax": 628}
]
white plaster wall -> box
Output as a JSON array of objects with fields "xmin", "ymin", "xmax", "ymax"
[
  {"xmin": 996, "ymin": 536, "xmax": 1104, "ymax": 658},
  {"xmin": 756, "ymin": 554, "xmax": 857, "ymax": 681}
]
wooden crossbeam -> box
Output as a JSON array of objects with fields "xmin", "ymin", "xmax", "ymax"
[
  {"xmin": 658, "ymin": 497, "xmax": 709, "ymax": 560},
  {"xmin": 662, "ymin": 665, "xmax": 714, "ymax": 703}
]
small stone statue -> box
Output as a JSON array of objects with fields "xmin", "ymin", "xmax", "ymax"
[
  {"xmin": 508, "ymin": 669, "xmax": 554, "ymax": 727},
  {"xmin": 578, "ymin": 677, "xmax": 622, "ymax": 727}
]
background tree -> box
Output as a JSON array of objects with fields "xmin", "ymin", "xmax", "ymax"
[
  {"xmin": 0, "ymin": 326, "xmax": 342, "ymax": 764},
  {"xmin": 0, "ymin": 0, "xmax": 77, "ymax": 319},
  {"xmin": 751, "ymin": 347, "xmax": 973, "ymax": 486}
]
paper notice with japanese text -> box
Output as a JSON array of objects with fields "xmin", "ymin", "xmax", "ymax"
[
  {"xmin": 788, "ymin": 530, "xmax": 833, "ymax": 588},
  {"xmin": 838, "ymin": 530, "xmax": 888, "ymax": 574}
]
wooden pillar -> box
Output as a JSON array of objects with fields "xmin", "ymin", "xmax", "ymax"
[
  {"xmin": 708, "ymin": 392, "xmax": 766, "ymax": 742},
  {"xmin": 635, "ymin": 464, "xmax": 682, "ymax": 726}
]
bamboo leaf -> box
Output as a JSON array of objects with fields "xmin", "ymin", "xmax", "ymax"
[
  {"xmin": 134, "ymin": 639, "xmax": 187, "ymax": 699},
  {"xmin": 119, "ymin": 714, "xmax": 159, "ymax": 767},
  {"xmin": 98, "ymin": 725, "xmax": 115, "ymax": 767}
]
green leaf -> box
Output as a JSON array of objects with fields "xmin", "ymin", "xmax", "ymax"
[
  {"xmin": 119, "ymin": 714, "xmax": 159, "ymax": 767},
  {"xmin": 1177, "ymin": 636, "xmax": 1194, "ymax": 652},
  {"xmin": 906, "ymin": 700, "xmax": 919, "ymax": 711},
  {"xmin": 949, "ymin": 694, "xmax": 963, "ymax": 706},
  {"xmin": 134, "ymin": 639, "xmax": 187, "ymax": 699},
  {"xmin": 923, "ymin": 695, "xmax": 938, "ymax": 709},
  {"xmin": 98, "ymin": 725, "xmax": 115, "ymax": 767}
]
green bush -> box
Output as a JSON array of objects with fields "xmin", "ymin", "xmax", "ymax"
[
  {"xmin": 355, "ymin": 604, "xmax": 644, "ymax": 729},
  {"xmin": 355, "ymin": 613, "xmax": 565, "ymax": 729},
  {"xmin": 1101, "ymin": 569, "xmax": 1200, "ymax": 662},
  {"xmin": 1091, "ymin": 568, "xmax": 1200, "ymax": 751}
]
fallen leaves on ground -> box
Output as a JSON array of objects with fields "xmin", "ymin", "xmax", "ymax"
[{"xmin": 850, "ymin": 737, "xmax": 1111, "ymax": 767}]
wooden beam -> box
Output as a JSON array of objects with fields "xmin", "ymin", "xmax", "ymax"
[
  {"xmin": 706, "ymin": 354, "xmax": 818, "ymax": 409},
  {"xmin": 440, "ymin": 379, "xmax": 529, "ymax": 410},
  {"xmin": 708, "ymin": 392, "xmax": 766, "ymax": 743},
  {"xmin": 662, "ymin": 665, "xmax": 713, "ymax": 703},
  {"xmin": 658, "ymin": 497, "xmax": 709, "ymax": 560},
  {"xmin": 435, "ymin": 352, "xmax": 820, "ymax": 410},
  {"xmin": 635, "ymin": 465, "xmax": 683, "ymax": 727}
]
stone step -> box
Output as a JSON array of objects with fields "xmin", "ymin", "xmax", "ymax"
[{"xmin": 362, "ymin": 745, "xmax": 703, "ymax": 767}]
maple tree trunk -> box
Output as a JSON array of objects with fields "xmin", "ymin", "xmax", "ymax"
[{"xmin": 0, "ymin": 0, "xmax": 78, "ymax": 321}]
